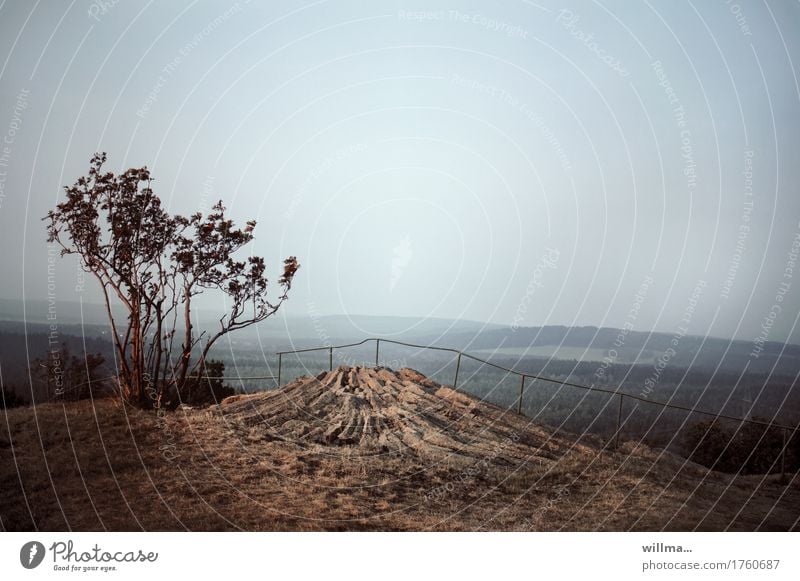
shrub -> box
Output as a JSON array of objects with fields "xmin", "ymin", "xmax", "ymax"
[
  {"xmin": 683, "ymin": 417, "xmax": 794, "ymax": 475},
  {"xmin": 0, "ymin": 385, "xmax": 27, "ymax": 409},
  {"xmin": 177, "ymin": 360, "xmax": 235, "ymax": 407},
  {"xmin": 30, "ymin": 343, "xmax": 107, "ymax": 401}
]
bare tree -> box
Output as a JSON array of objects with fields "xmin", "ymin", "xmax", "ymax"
[{"xmin": 44, "ymin": 153, "xmax": 298, "ymax": 408}]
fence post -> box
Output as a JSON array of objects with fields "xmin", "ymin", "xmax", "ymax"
[
  {"xmin": 614, "ymin": 394, "xmax": 624, "ymax": 450},
  {"xmin": 517, "ymin": 375, "xmax": 525, "ymax": 415},
  {"xmin": 329, "ymin": 347, "xmax": 333, "ymax": 371},
  {"xmin": 375, "ymin": 339, "xmax": 380, "ymax": 366},
  {"xmin": 453, "ymin": 353, "xmax": 462, "ymax": 389},
  {"xmin": 277, "ymin": 352, "xmax": 282, "ymax": 386}
]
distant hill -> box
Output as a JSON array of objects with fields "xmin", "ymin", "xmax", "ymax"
[
  {"xmin": 0, "ymin": 298, "xmax": 502, "ymax": 341},
  {"xmin": 1, "ymin": 297, "xmax": 798, "ymax": 381},
  {"xmin": 418, "ymin": 325, "xmax": 800, "ymax": 377},
  {"xmin": 0, "ymin": 298, "xmax": 117, "ymax": 327}
]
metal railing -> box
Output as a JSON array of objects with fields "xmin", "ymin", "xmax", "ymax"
[{"xmin": 277, "ymin": 337, "xmax": 798, "ymax": 477}]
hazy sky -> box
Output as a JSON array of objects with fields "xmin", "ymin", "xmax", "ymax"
[{"xmin": 1, "ymin": 0, "xmax": 799, "ymax": 344}]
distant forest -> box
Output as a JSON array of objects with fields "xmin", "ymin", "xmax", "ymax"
[{"xmin": 0, "ymin": 331, "xmax": 113, "ymax": 403}]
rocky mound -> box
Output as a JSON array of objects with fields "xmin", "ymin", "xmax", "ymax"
[{"xmin": 220, "ymin": 366, "xmax": 560, "ymax": 466}]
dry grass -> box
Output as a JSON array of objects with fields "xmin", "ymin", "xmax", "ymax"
[{"xmin": 1, "ymin": 367, "xmax": 798, "ymax": 531}]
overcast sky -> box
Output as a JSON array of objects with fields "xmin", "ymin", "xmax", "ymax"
[{"xmin": 1, "ymin": 0, "xmax": 799, "ymax": 344}]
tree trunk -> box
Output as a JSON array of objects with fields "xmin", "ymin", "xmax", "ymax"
[
  {"xmin": 129, "ymin": 311, "xmax": 142, "ymax": 405},
  {"xmin": 152, "ymin": 302, "xmax": 164, "ymax": 404},
  {"xmin": 176, "ymin": 288, "xmax": 193, "ymax": 394},
  {"xmin": 97, "ymin": 276, "xmax": 132, "ymax": 390}
]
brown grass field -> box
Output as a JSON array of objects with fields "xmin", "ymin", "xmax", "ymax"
[{"xmin": 1, "ymin": 366, "xmax": 798, "ymax": 531}]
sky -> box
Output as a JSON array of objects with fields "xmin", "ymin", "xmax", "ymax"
[{"xmin": 1, "ymin": 0, "xmax": 799, "ymax": 345}]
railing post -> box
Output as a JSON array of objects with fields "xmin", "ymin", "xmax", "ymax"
[
  {"xmin": 277, "ymin": 352, "xmax": 282, "ymax": 386},
  {"xmin": 329, "ymin": 347, "xmax": 333, "ymax": 371},
  {"xmin": 615, "ymin": 394, "xmax": 624, "ymax": 450},
  {"xmin": 375, "ymin": 339, "xmax": 380, "ymax": 366},
  {"xmin": 517, "ymin": 375, "xmax": 525, "ymax": 415},
  {"xmin": 453, "ymin": 353, "xmax": 462, "ymax": 389}
]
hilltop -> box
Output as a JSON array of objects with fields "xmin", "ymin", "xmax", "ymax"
[{"xmin": 1, "ymin": 366, "xmax": 798, "ymax": 531}]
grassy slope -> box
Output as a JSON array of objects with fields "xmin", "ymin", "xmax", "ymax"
[{"xmin": 1, "ymin": 398, "xmax": 798, "ymax": 531}]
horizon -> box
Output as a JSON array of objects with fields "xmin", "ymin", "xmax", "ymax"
[{"xmin": 2, "ymin": 295, "xmax": 800, "ymax": 349}]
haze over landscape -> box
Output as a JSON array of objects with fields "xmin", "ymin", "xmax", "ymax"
[{"xmin": 1, "ymin": 1, "xmax": 799, "ymax": 345}]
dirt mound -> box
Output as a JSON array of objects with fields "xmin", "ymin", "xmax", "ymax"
[{"xmin": 221, "ymin": 366, "xmax": 558, "ymax": 466}]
